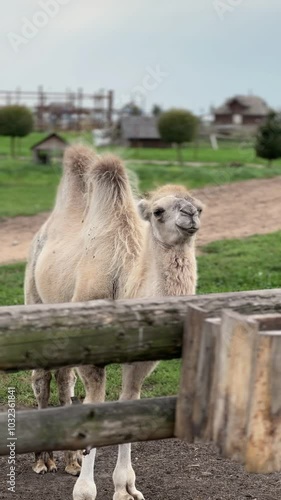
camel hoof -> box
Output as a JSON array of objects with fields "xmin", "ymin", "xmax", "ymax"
[
  {"xmin": 113, "ymin": 492, "xmax": 144, "ymax": 500},
  {"xmin": 65, "ymin": 462, "xmax": 81, "ymax": 476},
  {"xmin": 47, "ymin": 458, "xmax": 57, "ymax": 473},
  {"xmin": 113, "ymin": 495, "xmax": 134, "ymax": 500},
  {"xmin": 33, "ymin": 461, "xmax": 48, "ymax": 475},
  {"xmin": 127, "ymin": 485, "xmax": 145, "ymax": 500},
  {"xmin": 130, "ymin": 494, "xmax": 144, "ymax": 500}
]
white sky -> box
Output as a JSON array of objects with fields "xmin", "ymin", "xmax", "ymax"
[{"xmin": 0, "ymin": 0, "xmax": 281, "ymax": 114}]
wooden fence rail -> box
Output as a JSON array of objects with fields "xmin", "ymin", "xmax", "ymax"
[
  {"xmin": 0, "ymin": 289, "xmax": 281, "ymax": 474},
  {"xmin": 0, "ymin": 397, "xmax": 176, "ymax": 455},
  {"xmin": 1, "ymin": 289, "xmax": 281, "ymax": 371}
]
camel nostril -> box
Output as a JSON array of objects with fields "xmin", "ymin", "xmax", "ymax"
[{"xmin": 180, "ymin": 209, "xmax": 191, "ymax": 216}]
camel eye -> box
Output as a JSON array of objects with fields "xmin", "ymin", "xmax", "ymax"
[
  {"xmin": 197, "ymin": 207, "xmax": 202, "ymax": 215},
  {"xmin": 154, "ymin": 208, "xmax": 165, "ymax": 217}
]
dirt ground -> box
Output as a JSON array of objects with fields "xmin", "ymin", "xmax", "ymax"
[
  {"xmin": 0, "ymin": 440, "xmax": 281, "ymax": 500},
  {"xmin": 1, "ymin": 176, "xmax": 281, "ymax": 265}
]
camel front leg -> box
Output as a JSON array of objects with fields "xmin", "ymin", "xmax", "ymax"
[
  {"xmin": 73, "ymin": 365, "xmax": 106, "ymax": 500},
  {"xmin": 113, "ymin": 362, "xmax": 158, "ymax": 500},
  {"xmin": 73, "ymin": 449, "xmax": 97, "ymax": 500},
  {"xmin": 55, "ymin": 367, "xmax": 82, "ymax": 476}
]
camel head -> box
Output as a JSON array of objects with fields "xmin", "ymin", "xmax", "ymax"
[{"xmin": 138, "ymin": 185, "xmax": 203, "ymax": 247}]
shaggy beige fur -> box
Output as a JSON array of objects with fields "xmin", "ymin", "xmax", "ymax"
[{"xmin": 25, "ymin": 145, "xmax": 203, "ymax": 500}]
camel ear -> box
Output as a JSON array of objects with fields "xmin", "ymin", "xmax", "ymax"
[{"xmin": 138, "ymin": 199, "xmax": 150, "ymax": 221}]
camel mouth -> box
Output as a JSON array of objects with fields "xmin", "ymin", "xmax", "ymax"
[{"xmin": 176, "ymin": 224, "xmax": 198, "ymax": 235}]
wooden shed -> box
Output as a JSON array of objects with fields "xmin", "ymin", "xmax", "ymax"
[
  {"xmin": 119, "ymin": 116, "xmax": 167, "ymax": 148},
  {"xmin": 31, "ymin": 133, "xmax": 68, "ymax": 164}
]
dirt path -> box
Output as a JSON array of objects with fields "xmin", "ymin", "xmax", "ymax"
[
  {"xmin": 0, "ymin": 440, "xmax": 280, "ymax": 500},
  {"xmin": 1, "ymin": 177, "xmax": 281, "ymax": 265},
  {"xmin": 0, "ymin": 212, "xmax": 49, "ymax": 265}
]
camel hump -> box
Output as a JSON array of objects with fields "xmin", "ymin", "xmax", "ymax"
[
  {"xmin": 63, "ymin": 144, "xmax": 96, "ymax": 175},
  {"xmin": 92, "ymin": 154, "xmax": 128, "ymax": 201}
]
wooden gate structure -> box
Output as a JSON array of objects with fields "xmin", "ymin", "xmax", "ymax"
[{"xmin": 0, "ymin": 289, "xmax": 281, "ymax": 474}]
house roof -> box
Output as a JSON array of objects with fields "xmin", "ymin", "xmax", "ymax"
[
  {"xmin": 31, "ymin": 133, "xmax": 68, "ymax": 150},
  {"xmin": 120, "ymin": 116, "xmax": 161, "ymax": 140},
  {"xmin": 214, "ymin": 95, "xmax": 269, "ymax": 116}
]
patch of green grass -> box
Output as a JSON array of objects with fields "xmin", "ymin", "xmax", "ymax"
[
  {"xmin": 0, "ymin": 131, "xmax": 280, "ymax": 165},
  {"xmin": 128, "ymin": 162, "xmax": 281, "ymax": 192},
  {"xmin": 0, "ymin": 131, "xmax": 93, "ymax": 157},
  {"xmin": 0, "ymin": 160, "xmax": 60, "ymax": 217},
  {"xmin": 1, "ymin": 158, "xmax": 281, "ymax": 217},
  {"xmin": 99, "ymin": 142, "xmax": 281, "ymax": 166},
  {"xmin": 0, "ymin": 262, "xmax": 25, "ymax": 306},
  {"xmin": 197, "ymin": 231, "xmax": 281, "ymax": 294},
  {"xmin": 0, "ymin": 362, "xmax": 180, "ymax": 408},
  {"xmin": 0, "ymin": 231, "xmax": 280, "ymax": 407}
]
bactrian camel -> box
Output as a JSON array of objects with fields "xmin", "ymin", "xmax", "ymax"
[{"xmin": 25, "ymin": 144, "xmax": 203, "ymax": 500}]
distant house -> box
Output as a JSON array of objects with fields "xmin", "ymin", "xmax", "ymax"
[
  {"xmin": 31, "ymin": 132, "xmax": 68, "ymax": 164},
  {"xmin": 119, "ymin": 116, "xmax": 167, "ymax": 148},
  {"xmin": 213, "ymin": 95, "xmax": 270, "ymax": 127}
]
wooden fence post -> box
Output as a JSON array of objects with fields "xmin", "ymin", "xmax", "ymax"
[
  {"xmin": 194, "ymin": 318, "xmax": 220, "ymax": 441},
  {"xmin": 213, "ymin": 310, "xmax": 259, "ymax": 462},
  {"xmin": 245, "ymin": 315, "xmax": 281, "ymax": 473},
  {"xmin": 175, "ymin": 305, "xmax": 207, "ymax": 442}
]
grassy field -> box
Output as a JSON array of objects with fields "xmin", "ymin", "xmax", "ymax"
[
  {"xmin": 0, "ymin": 231, "xmax": 280, "ymax": 407},
  {"xmin": 129, "ymin": 162, "xmax": 281, "ymax": 192},
  {"xmin": 1, "ymin": 131, "xmax": 281, "ymax": 165},
  {"xmin": 1, "ymin": 131, "xmax": 281, "ymax": 217},
  {"xmin": 0, "ymin": 131, "xmax": 93, "ymax": 157},
  {"xmin": 102, "ymin": 142, "xmax": 262, "ymax": 165},
  {"xmin": 1, "ymin": 158, "xmax": 281, "ymax": 217},
  {"xmin": 0, "ymin": 160, "xmax": 59, "ymax": 217}
]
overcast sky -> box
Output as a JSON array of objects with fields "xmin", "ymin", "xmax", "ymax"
[{"xmin": 0, "ymin": 0, "xmax": 280, "ymax": 114}]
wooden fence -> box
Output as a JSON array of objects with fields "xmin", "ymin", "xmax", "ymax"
[{"xmin": 0, "ymin": 289, "xmax": 281, "ymax": 473}]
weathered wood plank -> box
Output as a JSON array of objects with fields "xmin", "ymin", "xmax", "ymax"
[
  {"xmin": 175, "ymin": 305, "xmax": 207, "ymax": 442},
  {"xmin": 245, "ymin": 334, "xmax": 281, "ymax": 473},
  {"xmin": 0, "ymin": 289, "xmax": 280, "ymax": 371},
  {"xmin": 0, "ymin": 397, "xmax": 176, "ymax": 456},
  {"xmin": 0, "ymin": 299, "xmax": 183, "ymax": 372},
  {"xmin": 213, "ymin": 310, "xmax": 258, "ymax": 462},
  {"xmin": 270, "ymin": 335, "xmax": 281, "ymax": 472},
  {"xmin": 193, "ymin": 318, "xmax": 220, "ymax": 441},
  {"xmin": 255, "ymin": 314, "xmax": 281, "ymax": 331},
  {"xmin": 209, "ymin": 314, "xmax": 281, "ymax": 332}
]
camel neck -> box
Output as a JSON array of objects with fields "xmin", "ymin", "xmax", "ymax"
[{"xmin": 147, "ymin": 232, "xmax": 197, "ymax": 296}]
